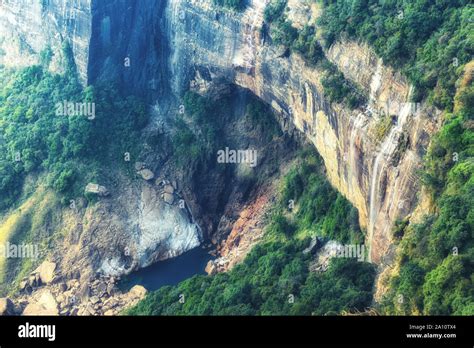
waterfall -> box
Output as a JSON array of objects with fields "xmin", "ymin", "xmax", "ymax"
[
  {"xmin": 367, "ymin": 90, "xmax": 413, "ymax": 261},
  {"xmin": 235, "ymin": 0, "xmax": 267, "ymax": 70},
  {"xmin": 348, "ymin": 112, "xmax": 366, "ymax": 190}
]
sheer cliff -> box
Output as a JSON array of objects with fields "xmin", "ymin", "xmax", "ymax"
[
  {"xmin": 0, "ymin": 0, "xmax": 441, "ymax": 300},
  {"xmin": 164, "ymin": 0, "xmax": 441, "ymax": 264}
]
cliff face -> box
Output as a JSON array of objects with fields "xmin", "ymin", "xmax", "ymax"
[
  {"xmin": 0, "ymin": 0, "xmax": 169, "ymax": 96},
  {"xmin": 0, "ymin": 0, "xmax": 440, "ymax": 267},
  {"xmin": 0, "ymin": 0, "xmax": 92, "ymax": 83},
  {"xmin": 165, "ymin": 0, "xmax": 441, "ymax": 263},
  {"xmin": 88, "ymin": 0, "xmax": 170, "ymax": 97}
]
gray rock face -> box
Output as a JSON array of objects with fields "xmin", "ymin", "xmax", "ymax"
[
  {"xmin": 1, "ymin": 0, "xmax": 439, "ymax": 281},
  {"xmin": 164, "ymin": 0, "xmax": 440, "ymax": 263},
  {"xmin": 88, "ymin": 0, "xmax": 168, "ymax": 98},
  {"xmin": 0, "ymin": 0, "xmax": 92, "ymax": 83},
  {"xmin": 0, "ymin": 0, "xmax": 167, "ymax": 95}
]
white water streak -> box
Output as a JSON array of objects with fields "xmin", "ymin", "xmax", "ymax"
[{"xmin": 367, "ymin": 89, "xmax": 413, "ymax": 261}]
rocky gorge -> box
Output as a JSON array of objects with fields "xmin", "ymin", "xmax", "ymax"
[{"xmin": 0, "ymin": 0, "xmax": 444, "ymax": 315}]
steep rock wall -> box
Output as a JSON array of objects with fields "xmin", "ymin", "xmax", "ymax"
[
  {"xmin": 0, "ymin": 0, "xmax": 169, "ymax": 97},
  {"xmin": 165, "ymin": 0, "xmax": 441, "ymax": 263},
  {"xmin": 0, "ymin": 0, "xmax": 441, "ymax": 266},
  {"xmin": 88, "ymin": 0, "xmax": 170, "ymax": 98},
  {"xmin": 0, "ymin": 0, "xmax": 92, "ymax": 83}
]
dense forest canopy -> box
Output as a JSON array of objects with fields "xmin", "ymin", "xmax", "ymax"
[{"xmin": 0, "ymin": 46, "xmax": 148, "ymax": 211}]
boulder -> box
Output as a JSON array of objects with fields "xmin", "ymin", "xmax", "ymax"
[
  {"xmin": 0, "ymin": 298, "xmax": 15, "ymax": 316},
  {"xmin": 86, "ymin": 304, "xmax": 97, "ymax": 316},
  {"xmin": 59, "ymin": 282, "xmax": 67, "ymax": 292},
  {"xmin": 96, "ymin": 282, "xmax": 108, "ymax": 297},
  {"xmin": 163, "ymin": 192, "xmax": 174, "ymax": 205},
  {"xmin": 106, "ymin": 283, "xmax": 116, "ymax": 296},
  {"xmin": 22, "ymin": 290, "xmax": 58, "ymax": 316},
  {"xmin": 79, "ymin": 283, "xmax": 90, "ymax": 300},
  {"xmin": 67, "ymin": 279, "xmax": 78, "ymax": 289},
  {"xmin": 28, "ymin": 274, "xmax": 38, "ymax": 287},
  {"xmin": 164, "ymin": 184, "xmax": 175, "ymax": 194},
  {"xmin": 205, "ymin": 261, "xmax": 218, "ymax": 276},
  {"xmin": 128, "ymin": 285, "xmax": 147, "ymax": 299},
  {"xmin": 138, "ymin": 169, "xmax": 154, "ymax": 181},
  {"xmin": 56, "ymin": 294, "xmax": 65, "ymax": 305},
  {"xmin": 19, "ymin": 279, "xmax": 28, "ymax": 292},
  {"xmin": 59, "ymin": 308, "xmax": 70, "ymax": 316},
  {"xmin": 85, "ymin": 183, "xmax": 109, "ymax": 197},
  {"xmin": 303, "ymin": 237, "xmax": 320, "ymax": 255},
  {"xmin": 134, "ymin": 162, "xmax": 145, "ymax": 171},
  {"xmin": 34, "ymin": 261, "xmax": 56, "ymax": 284}
]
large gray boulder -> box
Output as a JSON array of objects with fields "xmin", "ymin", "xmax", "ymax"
[
  {"xmin": 34, "ymin": 261, "xmax": 57, "ymax": 284},
  {"xmin": 138, "ymin": 169, "xmax": 155, "ymax": 181},
  {"xmin": 22, "ymin": 289, "xmax": 59, "ymax": 316}
]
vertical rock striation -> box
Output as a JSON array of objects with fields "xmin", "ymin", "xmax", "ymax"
[
  {"xmin": 0, "ymin": 0, "xmax": 92, "ymax": 83},
  {"xmin": 0, "ymin": 0, "xmax": 441, "ymax": 267},
  {"xmin": 164, "ymin": 0, "xmax": 441, "ymax": 263}
]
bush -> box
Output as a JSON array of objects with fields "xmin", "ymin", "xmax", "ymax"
[
  {"xmin": 321, "ymin": 63, "xmax": 366, "ymax": 109},
  {"xmin": 292, "ymin": 26, "xmax": 324, "ymax": 66},
  {"xmin": 264, "ymin": 0, "xmax": 287, "ymax": 23},
  {"xmin": 213, "ymin": 0, "xmax": 247, "ymax": 11}
]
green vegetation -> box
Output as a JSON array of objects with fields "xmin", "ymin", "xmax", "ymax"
[
  {"xmin": 313, "ymin": 0, "xmax": 474, "ymax": 316},
  {"xmin": 318, "ymin": 0, "xmax": 473, "ymax": 110},
  {"xmin": 372, "ymin": 113, "xmax": 394, "ymax": 143},
  {"xmin": 127, "ymin": 149, "xmax": 374, "ymax": 315},
  {"xmin": 279, "ymin": 150, "xmax": 363, "ymax": 244},
  {"xmin": 213, "ymin": 0, "xmax": 247, "ymax": 11},
  {"xmin": 172, "ymin": 91, "xmax": 283, "ymax": 166},
  {"xmin": 0, "ymin": 46, "xmax": 149, "ymax": 294},
  {"xmin": 292, "ymin": 25, "xmax": 325, "ymax": 66},
  {"xmin": 0, "ymin": 47, "xmax": 148, "ymax": 211},
  {"xmin": 264, "ymin": 0, "xmax": 287, "ymax": 25},
  {"xmin": 271, "ymin": 18, "xmax": 299, "ymax": 49},
  {"xmin": 245, "ymin": 99, "xmax": 282, "ymax": 141},
  {"xmin": 265, "ymin": 0, "xmax": 323, "ymax": 66},
  {"xmin": 320, "ymin": 61, "xmax": 366, "ymax": 109},
  {"xmin": 264, "ymin": 0, "xmax": 366, "ymax": 109},
  {"xmin": 171, "ymin": 91, "xmax": 225, "ymax": 166},
  {"xmin": 381, "ymin": 64, "xmax": 474, "ymax": 315},
  {"xmin": 1, "ymin": 190, "xmax": 60, "ymax": 294}
]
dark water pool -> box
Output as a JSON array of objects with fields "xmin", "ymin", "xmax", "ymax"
[{"xmin": 119, "ymin": 246, "xmax": 213, "ymax": 292}]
